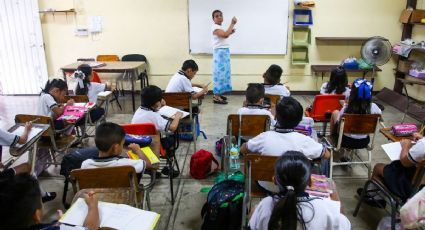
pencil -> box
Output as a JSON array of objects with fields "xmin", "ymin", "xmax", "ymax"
[
  {"xmin": 30, "ymin": 118, "xmax": 40, "ymax": 123},
  {"xmin": 419, "ymin": 125, "xmax": 425, "ymax": 135}
]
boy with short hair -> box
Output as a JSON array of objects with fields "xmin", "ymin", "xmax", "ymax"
[
  {"xmin": 166, "ymin": 59, "xmax": 208, "ymax": 100},
  {"xmin": 241, "ymin": 96, "xmax": 330, "ymax": 160},
  {"xmin": 0, "ymin": 173, "xmax": 99, "ymax": 230},
  {"xmin": 262, "ymin": 64, "xmax": 290, "ymax": 97},
  {"xmin": 131, "ymin": 85, "xmax": 183, "ymax": 132},
  {"xmin": 81, "ymin": 122, "xmax": 152, "ymax": 173},
  {"xmin": 237, "ymin": 83, "xmax": 276, "ymax": 126}
]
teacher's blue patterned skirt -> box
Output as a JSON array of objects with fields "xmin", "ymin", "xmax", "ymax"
[{"xmin": 212, "ymin": 48, "xmax": 232, "ymax": 95}]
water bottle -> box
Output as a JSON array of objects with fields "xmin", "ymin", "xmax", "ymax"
[{"xmin": 229, "ymin": 146, "xmax": 240, "ymax": 170}]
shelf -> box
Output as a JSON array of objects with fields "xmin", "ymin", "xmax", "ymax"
[
  {"xmin": 311, "ymin": 65, "xmax": 381, "ymax": 77},
  {"xmin": 39, "ymin": 9, "xmax": 75, "ymax": 13},
  {"xmin": 315, "ymin": 37, "xmax": 369, "ymax": 42}
]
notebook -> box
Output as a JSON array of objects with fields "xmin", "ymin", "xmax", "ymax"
[
  {"xmin": 127, "ymin": 146, "xmax": 160, "ymax": 164},
  {"xmin": 381, "ymin": 142, "xmax": 402, "ymax": 161},
  {"xmin": 158, "ymin": 106, "xmax": 189, "ymax": 118},
  {"xmin": 74, "ymin": 102, "xmax": 96, "ymax": 109},
  {"xmin": 97, "ymin": 91, "xmax": 112, "ymax": 100},
  {"xmin": 10, "ymin": 126, "xmax": 44, "ymax": 148}
]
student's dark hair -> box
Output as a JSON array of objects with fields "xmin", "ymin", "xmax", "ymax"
[
  {"xmin": 0, "ymin": 173, "xmax": 42, "ymax": 230},
  {"xmin": 182, "ymin": 59, "xmax": 199, "ymax": 71},
  {"xmin": 345, "ymin": 80, "xmax": 372, "ymax": 114},
  {"xmin": 212, "ymin": 9, "xmax": 222, "ymax": 19},
  {"xmin": 246, "ymin": 83, "xmax": 265, "ymax": 104},
  {"xmin": 95, "ymin": 122, "xmax": 126, "ymax": 152},
  {"xmin": 268, "ymin": 151, "xmax": 313, "ymax": 230},
  {"xmin": 41, "ymin": 78, "xmax": 68, "ymax": 94},
  {"xmin": 75, "ymin": 64, "xmax": 92, "ymax": 95},
  {"xmin": 265, "ymin": 64, "xmax": 283, "ymax": 85},
  {"xmin": 141, "ymin": 85, "xmax": 163, "ymax": 108},
  {"xmin": 275, "ymin": 97, "xmax": 303, "ymax": 129},
  {"xmin": 326, "ymin": 66, "xmax": 348, "ymax": 94}
]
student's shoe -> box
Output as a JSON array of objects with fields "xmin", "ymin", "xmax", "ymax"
[
  {"xmin": 357, "ymin": 188, "xmax": 386, "ymax": 209},
  {"xmin": 161, "ymin": 166, "xmax": 180, "ymax": 179},
  {"xmin": 213, "ymin": 98, "xmax": 228, "ymax": 104},
  {"xmin": 219, "ymin": 95, "xmax": 227, "ymax": 101},
  {"xmin": 42, "ymin": 192, "xmax": 57, "ymax": 203}
]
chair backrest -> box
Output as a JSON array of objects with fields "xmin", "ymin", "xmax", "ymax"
[
  {"xmin": 162, "ymin": 92, "xmax": 192, "ymax": 111},
  {"xmin": 308, "ymin": 94, "xmax": 346, "ymax": 121},
  {"xmin": 122, "ymin": 54, "xmax": 147, "ymax": 62},
  {"xmin": 121, "ymin": 123, "xmax": 157, "ymax": 135},
  {"xmin": 15, "ymin": 114, "xmax": 54, "ymax": 137},
  {"xmin": 227, "ymin": 114, "xmax": 270, "ymax": 137},
  {"xmin": 64, "ymin": 95, "xmax": 89, "ymax": 103},
  {"xmin": 340, "ymin": 114, "xmax": 381, "ymax": 134},
  {"xmin": 265, "ymin": 94, "xmax": 280, "ymax": 106},
  {"xmin": 70, "ymin": 166, "xmax": 138, "ymax": 190},
  {"xmin": 91, "ymin": 71, "xmax": 102, "ymax": 83},
  {"xmin": 245, "ymin": 154, "xmax": 278, "ymax": 197},
  {"xmin": 77, "ymin": 58, "xmax": 95, "ymax": 62},
  {"xmin": 96, "ymin": 55, "xmax": 120, "ymax": 62}
]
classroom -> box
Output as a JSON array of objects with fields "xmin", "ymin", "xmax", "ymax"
[{"xmin": 1, "ymin": 0, "xmax": 425, "ymax": 229}]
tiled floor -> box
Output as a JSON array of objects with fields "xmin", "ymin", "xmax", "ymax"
[{"xmin": 0, "ymin": 94, "xmax": 420, "ymax": 230}]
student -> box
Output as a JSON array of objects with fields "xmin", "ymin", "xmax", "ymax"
[
  {"xmin": 37, "ymin": 79, "xmax": 74, "ymax": 130},
  {"xmin": 74, "ymin": 64, "xmax": 108, "ymax": 122},
  {"xmin": 240, "ymin": 97, "xmax": 330, "ymax": 160},
  {"xmin": 131, "ymin": 85, "xmax": 183, "ymax": 132},
  {"xmin": 165, "ymin": 59, "xmax": 208, "ymax": 100},
  {"xmin": 329, "ymin": 78, "xmax": 382, "ymax": 150},
  {"xmin": 81, "ymin": 122, "xmax": 151, "ymax": 174},
  {"xmin": 249, "ymin": 151, "xmax": 351, "ymax": 230},
  {"xmin": 262, "ymin": 64, "xmax": 290, "ymax": 98},
  {"xmin": 0, "ymin": 173, "xmax": 99, "ymax": 230},
  {"xmin": 237, "ymin": 83, "xmax": 276, "ymax": 126},
  {"xmin": 358, "ymin": 132, "xmax": 425, "ymax": 205},
  {"xmin": 320, "ymin": 66, "xmax": 350, "ymax": 99}
]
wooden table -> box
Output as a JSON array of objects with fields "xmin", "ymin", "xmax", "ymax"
[
  {"xmin": 311, "ymin": 65, "xmax": 382, "ymax": 79},
  {"xmin": 61, "ymin": 61, "xmax": 146, "ymax": 111},
  {"xmin": 6, "ymin": 123, "xmax": 49, "ymax": 174}
]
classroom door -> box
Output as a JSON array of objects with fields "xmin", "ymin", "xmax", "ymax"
[{"xmin": 0, "ymin": 0, "xmax": 48, "ymax": 95}]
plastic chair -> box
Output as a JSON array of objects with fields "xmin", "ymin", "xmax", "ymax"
[
  {"xmin": 325, "ymin": 114, "xmax": 381, "ymax": 178},
  {"xmin": 305, "ymin": 94, "xmax": 346, "ymax": 135},
  {"xmin": 122, "ymin": 54, "xmax": 149, "ymax": 92},
  {"xmin": 70, "ymin": 166, "xmax": 142, "ymax": 208},
  {"xmin": 354, "ymin": 161, "xmax": 425, "ymax": 230}
]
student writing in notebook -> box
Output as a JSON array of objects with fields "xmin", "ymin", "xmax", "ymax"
[
  {"xmin": 81, "ymin": 122, "xmax": 152, "ymax": 174},
  {"xmin": 262, "ymin": 64, "xmax": 290, "ymax": 98},
  {"xmin": 0, "ymin": 173, "xmax": 99, "ymax": 230}
]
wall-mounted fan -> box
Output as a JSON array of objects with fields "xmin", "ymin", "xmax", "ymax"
[{"xmin": 361, "ymin": 36, "xmax": 392, "ymax": 83}]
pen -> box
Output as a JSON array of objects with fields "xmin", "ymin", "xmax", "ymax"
[{"xmin": 30, "ymin": 118, "xmax": 40, "ymax": 123}]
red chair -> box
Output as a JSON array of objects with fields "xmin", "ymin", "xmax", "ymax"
[
  {"xmin": 305, "ymin": 94, "xmax": 346, "ymax": 135},
  {"xmin": 91, "ymin": 71, "xmax": 102, "ymax": 83}
]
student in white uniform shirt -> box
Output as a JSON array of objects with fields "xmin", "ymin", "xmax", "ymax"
[
  {"xmin": 131, "ymin": 85, "xmax": 182, "ymax": 132},
  {"xmin": 237, "ymin": 83, "xmax": 276, "ymax": 127},
  {"xmin": 241, "ymin": 96, "xmax": 330, "ymax": 160},
  {"xmin": 248, "ymin": 151, "xmax": 351, "ymax": 230},
  {"xmin": 81, "ymin": 122, "xmax": 151, "ymax": 174},
  {"xmin": 320, "ymin": 66, "xmax": 351, "ymax": 99},
  {"xmin": 262, "ymin": 64, "xmax": 290, "ymax": 98}
]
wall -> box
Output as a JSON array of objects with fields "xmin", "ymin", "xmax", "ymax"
[{"xmin": 39, "ymin": 0, "xmax": 422, "ymax": 98}]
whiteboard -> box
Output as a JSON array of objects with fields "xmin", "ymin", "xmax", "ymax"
[{"xmin": 188, "ymin": 0, "xmax": 289, "ymax": 55}]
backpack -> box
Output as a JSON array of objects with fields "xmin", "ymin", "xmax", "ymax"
[
  {"xmin": 201, "ymin": 180, "xmax": 245, "ymax": 230},
  {"xmin": 190, "ymin": 149, "xmax": 219, "ymax": 179},
  {"xmin": 400, "ymin": 187, "xmax": 425, "ymax": 229}
]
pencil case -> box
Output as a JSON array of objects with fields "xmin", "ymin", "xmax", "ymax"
[
  {"xmin": 392, "ymin": 123, "xmax": 417, "ymax": 137},
  {"xmin": 124, "ymin": 134, "xmax": 152, "ymax": 146}
]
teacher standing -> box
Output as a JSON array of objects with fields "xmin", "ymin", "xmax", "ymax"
[{"xmin": 211, "ymin": 10, "xmax": 237, "ymax": 104}]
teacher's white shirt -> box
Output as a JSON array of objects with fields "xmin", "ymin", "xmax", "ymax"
[{"xmin": 212, "ymin": 23, "xmax": 229, "ymax": 49}]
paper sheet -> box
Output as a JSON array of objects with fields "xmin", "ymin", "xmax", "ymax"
[
  {"xmin": 381, "ymin": 142, "xmax": 401, "ymax": 161},
  {"xmin": 11, "ymin": 126, "xmax": 44, "ymax": 148},
  {"xmin": 193, "ymin": 87, "xmax": 207, "ymax": 94},
  {"xmin": 158, "ymin": 106, "xmax": 189, "ymax": 118}
]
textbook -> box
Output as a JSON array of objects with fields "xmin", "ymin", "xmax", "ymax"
[
  {"xmin": 127, "ymin": 146, "xmax": 160, "ymax": 164},
  {"xmin": 158, "ymin": 105, "xmax": 189, "ymax": 118},
  {"xmin": 11, "ymin": 126, "xmax": 44, "ymax": 148},
  {"xmin": 60, "ymin": 198, "xmax": 160, "ymax": 230},
  {"xmin": 381, "ymin": 142, "xmax": 402, "ymax": 161}
]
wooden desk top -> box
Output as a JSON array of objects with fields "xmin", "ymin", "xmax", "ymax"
[
  {"xmin": 311, "ymin": 65, "xmax": 382, "ymax": 74},
  {"xmin": 380, "ymin": 127, "xmax": 415, "ymax": 142},
  {"xmin": 61, "ymin": 61, "xmax": 146, "ymax": 73},
  {"xmin": 398, "ymin": 76, "xmax": 425, "ymax": 86},
  {"xmin": 8, "ymin": 124, "xmax": 50, "ymax": 157}
]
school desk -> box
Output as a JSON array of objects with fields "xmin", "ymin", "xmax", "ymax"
[
  {"xmin": 397, "ymin": 76, "xmax": 425, "ymax": 123},
  {"xmin": 61, "ymin": 61, "xmax": 146, "ymax": 111},
  {"xmin": 380, "ymin": 127, "xmax": 415, "ymax": 142},
  {"xmin": 6, "ymin": 123, "xmax": 49, "ymax": 174},
  {"xmin": 311, "ymin": 65, "xmax": 382, "ymax": 80}
]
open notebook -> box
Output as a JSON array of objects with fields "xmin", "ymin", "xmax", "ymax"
[
  {"xmin": 11, "ymin": 126, "xmax": 44, "ymax": 148},
  {"xmin": 158, "ymin": 105, "xmax": 189, "ymax": 119},
  {"xmin": 60, "ymin": 198, "xmax": 160, "ymax": 230}
]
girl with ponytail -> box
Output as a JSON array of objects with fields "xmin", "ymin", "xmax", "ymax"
[{"xmin": 249, "ymin": 151, "xmax": 350, "ymax": 230}]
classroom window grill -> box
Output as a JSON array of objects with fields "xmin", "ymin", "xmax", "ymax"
[{"xmin": 0, "ymin": 0, "xmax": 48, "ymax": 95}]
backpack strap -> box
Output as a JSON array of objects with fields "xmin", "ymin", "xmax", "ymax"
[{"xmin": 211, "ymin": 156, "xmax": 220, "ymax": 173}]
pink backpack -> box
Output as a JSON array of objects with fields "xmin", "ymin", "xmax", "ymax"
[{"xmin": 190, "ymin": 149, "xmax": 219, "ymax": 179}]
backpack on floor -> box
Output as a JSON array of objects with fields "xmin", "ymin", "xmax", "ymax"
[
  {"xmin": 190, "ymin": 149, "xmax": 219, "ymax": 179},
  {"xmin": 201, "ymin": 180, "xmax": 245, "ymax": 230},
  {"xmin": 179, "ymin": 114, "xmax": 207, "ymax": 141}
]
